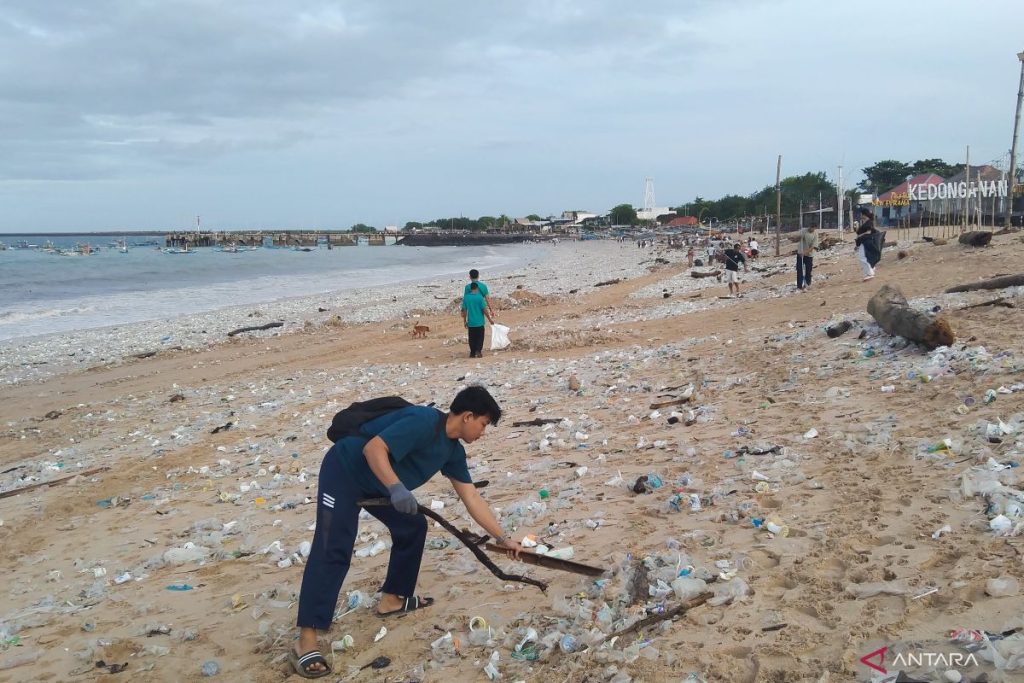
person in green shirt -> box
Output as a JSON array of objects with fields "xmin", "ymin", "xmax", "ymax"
[
  {"xmin": 796, "ymin": 225, "xmax": 819, "ymax": 291},
  {"xmin": 464, "ymin": 269, "xmax": 492, "ymax": 310},
  {"xmin": 461, "ymin": 282, "xmax": 494, "ymax": 358}
]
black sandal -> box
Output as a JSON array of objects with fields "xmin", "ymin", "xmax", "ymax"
[
  {"xmin": 377, "ymin": 595, "xmax": 434, "ymax": 617},
  {"xmin": 288, "ymin": 649, "xmax": 332, "ymax": 679}
]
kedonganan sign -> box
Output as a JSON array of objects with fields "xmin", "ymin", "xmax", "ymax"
[{"xmin": 908, "ymin": 180, "xmax": 1009, "ymax": 201}]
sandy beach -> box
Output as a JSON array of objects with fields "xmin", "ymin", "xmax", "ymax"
[{"xmin": 2, "ymin": 234, "xmax": 1024, "ymax": 682}]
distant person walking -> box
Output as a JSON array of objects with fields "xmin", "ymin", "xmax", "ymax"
[
  {"xmin": 722, "ymin": 242, "xmax": 748, "ymax": 297},
  {"xmin": 687, "ymin": 246, "xmax": 695, "ymax": 269},
  {"xmin": 748, "ymin": 237, "xmax": 759, "ymax": 258},
  {"xmin": 461, "ymin": 283, "xmax": 494, "ymax": 358},
  {"xmin": 855, "ymin": 208, "xmax": 879, "ymax": 281},
  {"xmin": 795, "ymin": 225, "xmax": 819, "ymax": 291}
]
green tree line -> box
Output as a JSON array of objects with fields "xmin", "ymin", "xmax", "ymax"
[
  {"xmin": 665, "ymin": 158, "xmax": 967, "ymax": 224},
  {"xmin": 347, "ymin": 157, "xmax": 970, "ymax": 230}
]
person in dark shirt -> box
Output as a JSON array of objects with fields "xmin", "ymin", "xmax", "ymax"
[
  {"xmin": 855, "ymin": 208, "xmax": 878, "ymax": 280},
  {"xmin": 290, "ymin": 386, "xmax": 518, "ymax": 678},
  {"xmin": 723, "ymin": 242, "xmax": 748, "ymax": 297}
]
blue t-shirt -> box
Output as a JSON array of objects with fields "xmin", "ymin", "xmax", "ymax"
[
  {"xmin": 463, "ymin": 280, "xmax": 489, "ymax": 297},
  {"xmin": 461, "ymin": 291, "xmax": 488, "ymax": 327},
  {"xmin": 333, "ymin": 405, "xmax": 472, "ymax": 496}
]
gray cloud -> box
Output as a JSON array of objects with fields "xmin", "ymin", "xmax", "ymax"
[{"xmin": 0, "ymin": 0, "xmax": 1022, "ymax": 229}]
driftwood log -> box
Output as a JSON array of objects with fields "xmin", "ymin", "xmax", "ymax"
[
  {"xmin": 511, "ymin": 417, "xmax": 563, "ymax": 427},
  {"xmin": 867, "ymin": 285, "xmax": 954, "ymax": 350},
  {"xmin": 958, "ymin": 231, "xmax": 992, "ymax": 247},
  {"xmin": 594, "ymin": 278, "xmax": 621, "ymax": 287},
  {"xmin": 945, "ymin": 273, "xmax": 1024, "ymax": 293},
  {"xmin": 826, "ymin": 320, "xmax": 854, "ymax": 338},
  {"xmin": 226, "ymin": 322, "xmax": 284, "ymax": 337},
  {"xmin": 690, "ymin": 270, "xmax": 721, "ymax": 279}
]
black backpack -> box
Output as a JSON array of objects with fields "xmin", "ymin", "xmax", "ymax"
[{"xmin": 327, "ymin": 396, "xmax": 440, "ymax": 443}]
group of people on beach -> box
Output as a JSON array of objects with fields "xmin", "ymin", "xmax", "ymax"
[{"xmin": 794, "ymin": 207, "xmax": 881, "ymax": 291}]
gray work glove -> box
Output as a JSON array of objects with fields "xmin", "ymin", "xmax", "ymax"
[{"xmin": 387, "ymin": 482, "xmax": 419, "ymax": 515}]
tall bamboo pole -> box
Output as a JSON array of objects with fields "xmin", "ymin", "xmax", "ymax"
[{"xmin": 774, "ymin": 155, "xmax": 782, "ymax": 256}]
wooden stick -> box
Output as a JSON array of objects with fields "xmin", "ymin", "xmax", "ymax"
[
  {"xmin": 599, "ymin": 593, "xmax": 712, "ymax": 643},
  {"xmin": 648, "ymin": 396, "xmax": 693, "ymax": 409},
  {"xmin": 358, "ymin": 498, "xmax": 548, "ymax": 592},
  {"xmin": 959, "ymin": 297, "xmax": 1015, "ymax": 310},
  {"xmin": 0, "ymin": 466, "xmax": 110, "ymax": 500},
  {"xmin": 481, "ymin": 543, "xmax": 604, "ymax": 577}
]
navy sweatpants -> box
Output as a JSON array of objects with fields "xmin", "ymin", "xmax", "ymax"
[
  {"xmin": 296, "ymin": 453, "xmax": 427, "ymax": 630},
  {"xmin": 796, "ymin": 254, "xmax": 813, "ymax": 289}
]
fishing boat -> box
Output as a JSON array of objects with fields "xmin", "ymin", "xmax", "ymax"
[{"xmin": 162, "ymin": 244, "xmax": 194, "ymax": 254}]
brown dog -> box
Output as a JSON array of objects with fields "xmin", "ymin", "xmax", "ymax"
[{"xmin": 411, "ymin": 324, "xmax": 430, "ymax": 338}]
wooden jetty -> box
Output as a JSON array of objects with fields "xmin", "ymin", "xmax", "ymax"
[
  {"xmin": 164, "ymin": 231, "xmax": 388, "ymax": 249},
  {"xmin": 164, "ymin": 230, "xmax": 542, "ymax": 249}
]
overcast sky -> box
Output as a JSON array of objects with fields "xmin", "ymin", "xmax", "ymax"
[{"xmin": 2, "ymin": 0, "xmax": 1023, "ymax": 232}]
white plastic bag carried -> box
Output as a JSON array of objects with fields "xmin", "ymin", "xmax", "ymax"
[{"xmin": 490, "ymin": 324, "xmax": 511, "ymax": 351}]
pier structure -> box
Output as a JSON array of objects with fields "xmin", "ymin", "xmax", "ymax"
[
  {"xmin": 164, "ymin": 230, "xmax": 545, "ymax": 249},
  {"xmin": 164, "ymin": 230, "xmax": 373, "ymax": 249}
]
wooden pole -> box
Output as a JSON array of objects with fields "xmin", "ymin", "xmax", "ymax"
[
  {"xmin": 1005, "ymin": 52, "xmax": 1024, "ymax": 229},
  {"xmin": 963, "ymin": 145, "xmax": 970, "ymax": 234},
  {"xmin": 774, "ymin": 154, "xmax": 782, "ymax": 256}
]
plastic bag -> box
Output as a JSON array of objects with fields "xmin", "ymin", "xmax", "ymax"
[{"xmin": 490, "ymin": 324, "xmax": 511, "ymax": 350}]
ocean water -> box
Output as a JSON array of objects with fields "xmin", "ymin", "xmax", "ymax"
[{"xmin": 0, "ymin": 234, "xmax": 545, "ymax": 341}]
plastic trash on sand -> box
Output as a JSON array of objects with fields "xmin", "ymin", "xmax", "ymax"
[
  {"xmin": 844, "ymin": 580, "xmax": 909, "ymax": 598},
  {"xmin": 986, "ymin": 576, "xmax": 1020, "ymax": 597},
  {"xmin": 490, "ymin": 324, "xmax": 511, "ymax": 351}
]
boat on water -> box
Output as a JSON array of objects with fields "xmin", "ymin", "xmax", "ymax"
[
  {"xmin": 0, "ymin": 241, "xmax": 7, "ymax": 250},
  {"xmin": 118, "ymin": 239, "xmax": 129, "ymax": 253},
  {"xmin": 162, "ymin": 245, "xmax": 195, "ymax": 254}
]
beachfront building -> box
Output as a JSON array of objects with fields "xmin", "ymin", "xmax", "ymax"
[
  {"xmin": 926, "ymin": 165, "xmax": 1011, "ymax": 225},
  {"xmin": 635, "ymin": 206, "xmax": 674, "ymax": 222},
  {"xmin": 664, "ymin": 215, "xmax": 699, "ymax": 228},
  {"xmin": 871, "ymin": 173, "xmax": 943, "ymax": 227},
  {"xmin": 873, "ymin": 165, "xmax": 1019, "ymax": 227}
]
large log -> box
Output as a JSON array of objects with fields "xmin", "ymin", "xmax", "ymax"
[
  {"xmin": 945, "ymin": 273, "xmax": 1024, "ymax": 293},
  {"xmin": 867, "ymin": 285, "xmax": 954, "ymax": 350},
  {"xmin": 958, "ymin": 231, "xmax": 992, "ymax": 247},
  {"xmin": 690, "ymin": 270, "xmax": 721, "ymax": 279}
]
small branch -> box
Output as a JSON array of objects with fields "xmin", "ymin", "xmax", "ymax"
[
  {"xmin": 959, "ymin": 297, "xmax": 1015, "ymax": 310},
  {"xmin": 0, "ymin": 466, "xmax": 110, "ymax": 500},
  {"xmin": 599, "ymin": 593, "xmax": 712, "ymax": 643}
]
